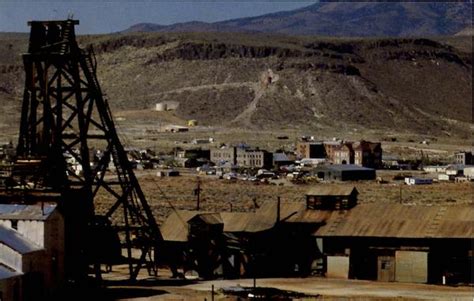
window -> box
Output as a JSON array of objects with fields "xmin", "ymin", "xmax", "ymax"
[{"xmin": 11, "ymin": 220, "xmax": 18, "ymax": 230}]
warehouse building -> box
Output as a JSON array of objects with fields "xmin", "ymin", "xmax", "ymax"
[
  {"xmin": 312, "ymin": 164, "xmax": 376, "ymax": 181},
  {"xmin": 314, "ymin": 203, "xmax": 473, "ymax": 284}
]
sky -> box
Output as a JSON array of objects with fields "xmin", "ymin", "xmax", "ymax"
[{"xmin": 0, "ymin": 1, "xmax": 315, "ymax": 34}]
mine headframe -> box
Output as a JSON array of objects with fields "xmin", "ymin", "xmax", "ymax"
[{"xmin": 11, "ymin": 19, "xmax": 162, "ymax": 280}]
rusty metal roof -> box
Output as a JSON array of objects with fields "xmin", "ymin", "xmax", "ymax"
[
  {"xmin": 220, "ymin": 212, "xmax": 256, "ymax": 233},
  {"xmin": 314, "ymin": 203, "xmax": 474, "ymax": 239},
  {"xmin": 160, "ymin": 210, "xmax": 199, "ymax": 242},
  {"xmin": 306, "ymin": 186, "xmax": 358, "ymax": 197},
  {"xmin": 189, "ymin": 213, "xmax": 223, "ymax": 225},
  {"xmin": 161, "ymin": 210, "xmax": 224, "ymax": 242}
]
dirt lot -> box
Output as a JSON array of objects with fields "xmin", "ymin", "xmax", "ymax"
[
  {"xmin": 98, "ymin": 266, "xmax": 474, "ymax": 300},
  {"xmin": 95, "ymin": 170, "xmax": 473, "ymax": 225}
]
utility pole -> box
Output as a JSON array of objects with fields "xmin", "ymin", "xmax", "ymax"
[
  {"xmin": 194, "ymin": 177, "xmax": 202, "ymax": 210},
  {"xmin": 399, "ymin": 185, "xmax": 402, "ymax": 204}
]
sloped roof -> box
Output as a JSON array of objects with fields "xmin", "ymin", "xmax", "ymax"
[
  {"xmin": 189, "ymin": 213, "xmax": 223, "ymax": 225},
  {"xmin": 0, "ymin": 264, "xmax": 21, "ymax": 280},
  {"xmin": 314, "ymin": 203, "xmax": 474, "ymax": 239},
  {"xmin": 220, "ymin": 212, "xmax": 256, "ymax": 233},
  {"xmin": 160, "ymin": 210, "xmax": 199, "ymax": 242},
  {"xmin": 0, "ymin": 224, "xmax": 43, "ymax": 254},
  {"xmin": 0, "ymin": 204, "xmax": 57, "ymax": 221},
  {"xmin": 306, "ymin": 186, "xmax": 358, "ymax": 197},
  {"xmin": 285, "ymin": 209, "xmax": 334, "ymax": 224},
  {"xmin": 273, "ymin": 153, "xmax": 291, "ymax": 162},
  {"xmin": 252, "ymin": 201, "xmax": 311, "ymax": 228}
]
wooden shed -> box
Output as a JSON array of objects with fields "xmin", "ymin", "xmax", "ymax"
[{"xmin": 306, "ymin": 186, "xmax": 358, "ymax": 210}]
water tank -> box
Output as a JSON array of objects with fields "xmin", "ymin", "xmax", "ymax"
[{"xmin": 155, "ymin": 103, "xmax": 167, "ymax": 111}]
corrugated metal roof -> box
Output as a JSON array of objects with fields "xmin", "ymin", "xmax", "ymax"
[
  {"xmin": 306, "ymin": 186, "xmax": 358, "ymax": 197},
  {"xmin": 251, "ymin": 201, "xmax": 308, "ymax": 229},
  {"xmin": 161, "ymin": 210, "xmax": 224, "ymax": 242},
  {"xmin": 220, "ymin": 212, "xmax": 255, "ymax": 233},
  {"xmin": 160, "ymin": 210, "xmax": 199, "ymax": 242},
  {"xmin": 0, "ymin": 264, "xmax": 21, "ymax": 280},
  {"xmin": 314, "ymin": 204, "xmax": 474, "ymax": 239},
  {"xmin": 0, "ymin": 224, "xmax": 43, "ymax": 254},
  {"xmin": 191, "ymin": 213, "xmax": 223, "ymax": 225},
  {"xmin": 0, "ymin": 204, "xmax": 56, "ymax": 221},
  {"xmin": 286, "ymin": 209, "xmax": 334, "ymax": 223}
]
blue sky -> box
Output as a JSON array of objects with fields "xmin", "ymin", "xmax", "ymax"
[{"xmin": 0, "ymin": 1, "xmax": 315, "ymax": 34}]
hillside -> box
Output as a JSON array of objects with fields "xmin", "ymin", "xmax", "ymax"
[
  {"xmin": 0, "ymin": 32, "xmax": 472, "ymax": 141},
  {"xmin": 123, "ymin": 2, "xmax": 473, "ymax": 37}
]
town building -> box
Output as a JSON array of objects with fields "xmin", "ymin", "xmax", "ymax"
[
  {"xmin": 210, "ymin": 147, "xmax": 237, "ymax": 166},
  {"xmin": 454, "ymin": 151, "xmax": 473, "ymax": 165},
  {"xmin": 314, "ymin": 203, "xmax": 473, "ymax": 284},
  {"xmin": 210, "ymin": 146, "xmax": 272, "ymax": 169},
  {"xmin": 323, "ymin": 140, "xmax": 382, "ymax": 168},
  {"xmin": 0, "ymin": 204, "xmax": 64, "ymax": 301},
  {"xmin": 296, "ymin": 142, "xmax": 326, "ymax": 159},
  {"xmin": 272, "ymin": 152, "xmax": 294, "ymax": 168},
  {"xmin": 331, "ymin": 143, "xmax": 354, "ymax": 165},
  {"xmin": 312, "ymin": 164, "xmax": 376, "ymax": 181},
  {"xmin": 236, "ymin": 148, "xmax": 272, "ymax": 169},
  {"xmin": 353, "ymin": 141, "xmax": 382, "ymax": 168}
]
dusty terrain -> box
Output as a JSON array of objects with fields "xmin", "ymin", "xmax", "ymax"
[
  {"xmin": 0, "ymin": 32, "xmax": 471, "ymax": 144},
  {"xmin": 92, "ymin": 265, "xmax": 474, "ymax": 300},
  {"xmin": 94, "ymin": 170, "xmax": 474, "ymax": 226}
]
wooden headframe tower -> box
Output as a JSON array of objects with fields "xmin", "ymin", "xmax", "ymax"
[{"xmin": 14, "ymin": 19, "xmax": 162, "ymax": 280}]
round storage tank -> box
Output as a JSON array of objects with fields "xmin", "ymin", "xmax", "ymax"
[{"xmin": 155, "ymin": 103, "xmax": 167, "ymax": 111}]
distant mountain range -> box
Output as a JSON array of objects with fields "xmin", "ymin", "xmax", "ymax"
[{"xmin": 123, "ymin": 2, "xmax": 473, "ymax": 37}]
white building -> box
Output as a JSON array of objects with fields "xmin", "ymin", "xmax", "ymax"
[{"xmin": 0, "ymin": 204, "xmax": 64, "ymax": 301}]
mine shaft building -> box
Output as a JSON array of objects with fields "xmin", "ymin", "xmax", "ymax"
[
  {"xmin": 314, "ymin": 203, "xmax": 474, "ymax": 284},
  {"xmin": 0, "ymin": 204, "xmax": 64, "ymax": 301}
]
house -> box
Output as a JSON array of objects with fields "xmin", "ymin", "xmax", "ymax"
[
  {"xmin": 313, "ymin": 203, "xmax": 474, "ymax": 284},
  {"xmin": 305, "ymin": 186, "xmax": 358, "ymax": 210},
  {"xmin": 0, "ymin": 204, "xmax": 64, "ymax": 300},
  {"xmin": 454, "ymin": 151, "xmax": 473, "ymax": 165},
  {"xmin": 272, "ymin": 152, "xmax": 294, "ymax": 168},
  {"xmin": 312, "ymin": 165, "xmax": 376, "ymax": 181}
]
